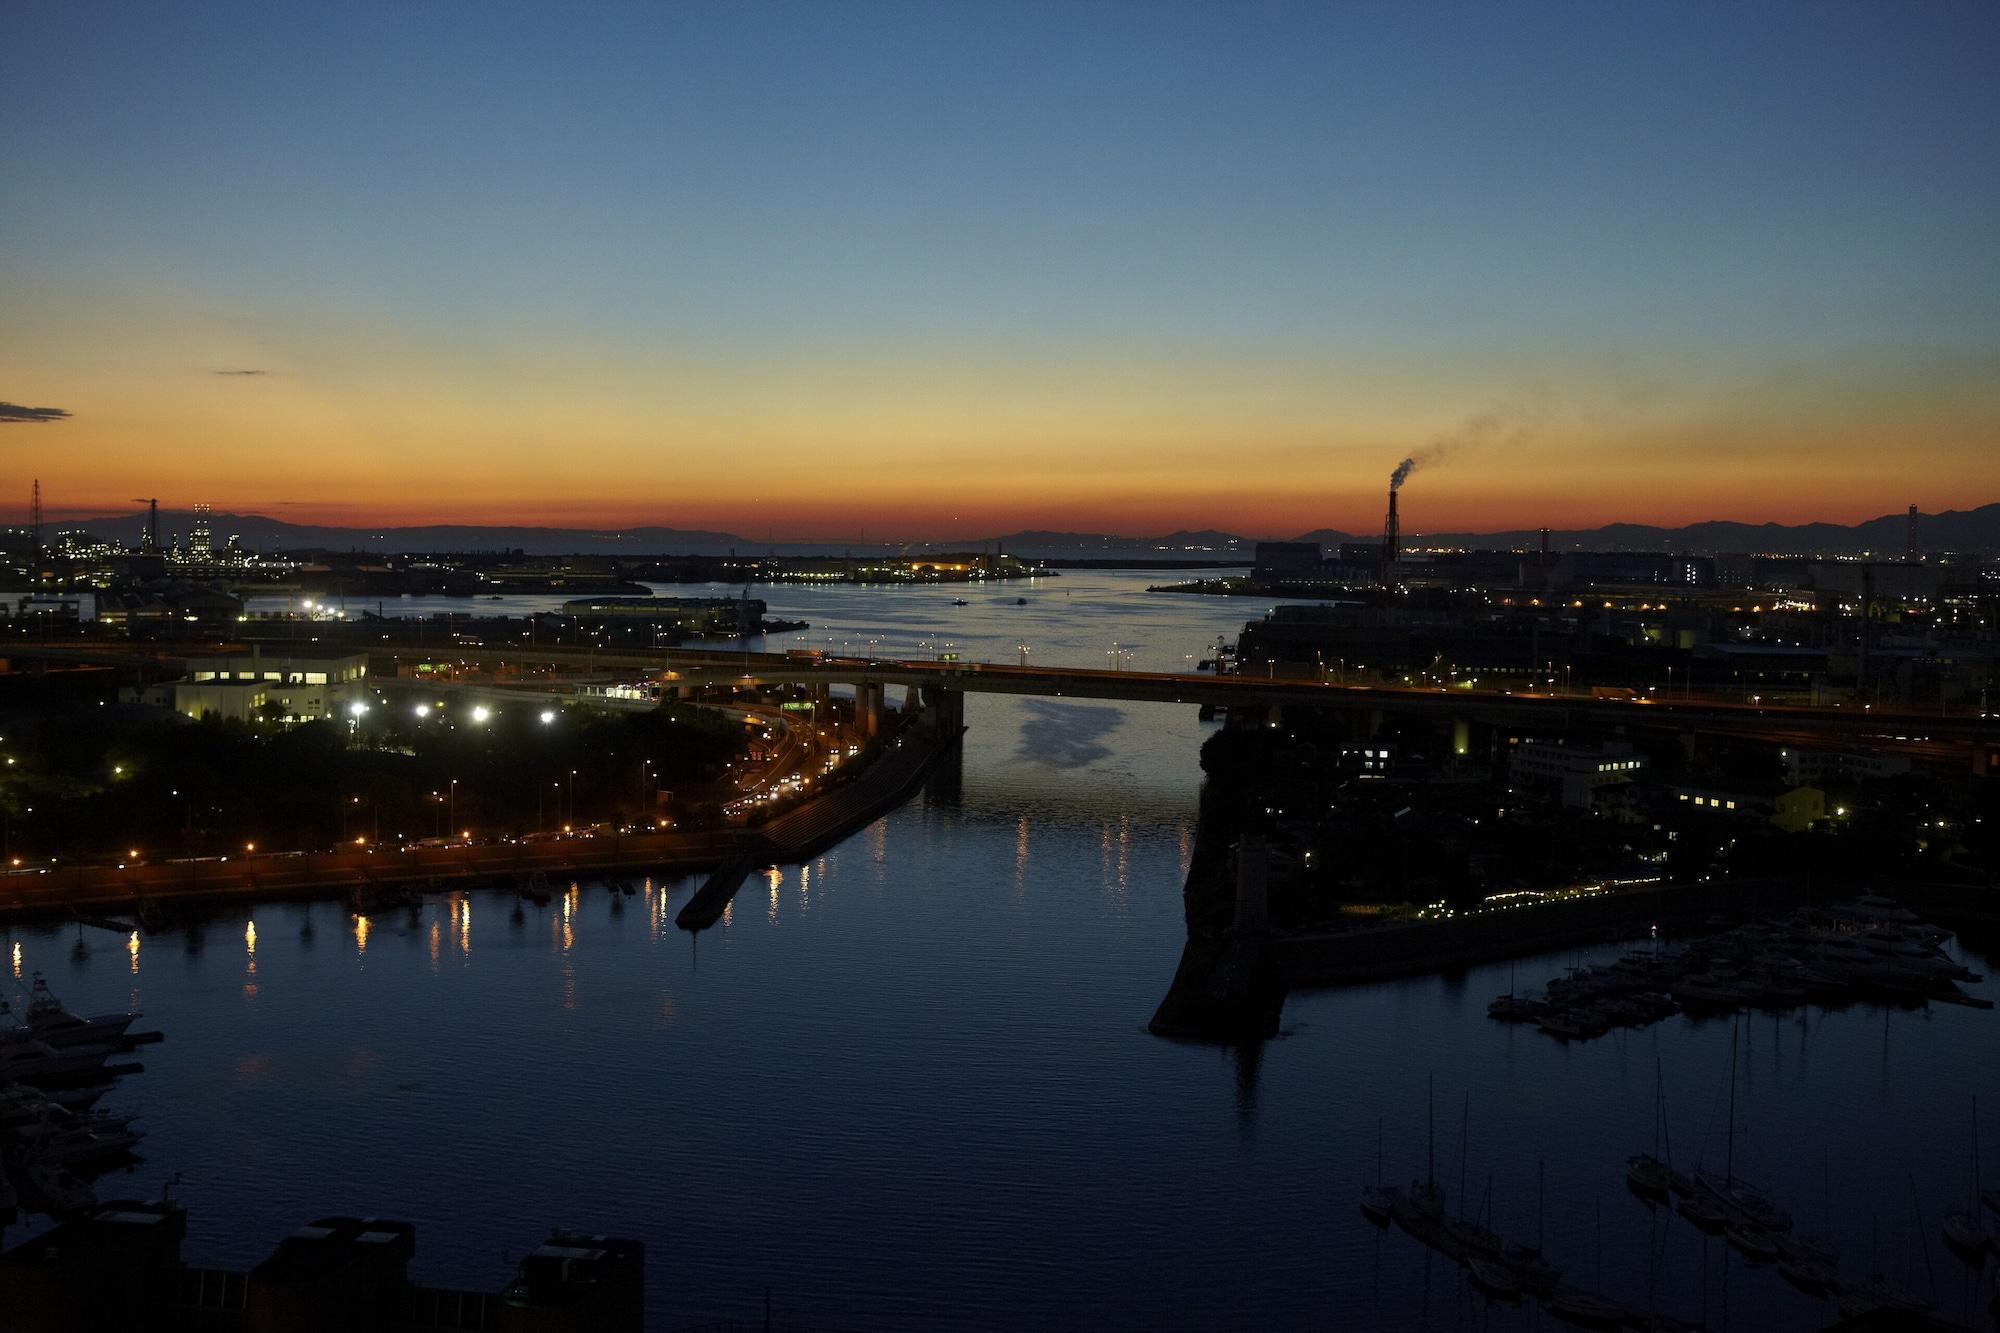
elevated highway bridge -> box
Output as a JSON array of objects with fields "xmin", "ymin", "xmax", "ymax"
[
  {"xmin": 396, "ymin": 644, "xmax": 1996, "ymax": 769},
  {"xmin": 9, "ymin": 641, "xmax": 1997, "ymax": 768}
]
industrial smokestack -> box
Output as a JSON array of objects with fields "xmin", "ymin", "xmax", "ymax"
[
  {"xmin": 1540, "ymin": 526, "xmax": 1550, "ymax": 564},
  {"xmin": 1906, "ymin": 504, "xmax": 1918, "ymax": 562},
  {"xmin": 1382, "ymin": 487, "xmax": 1400, "ymax": 586}
]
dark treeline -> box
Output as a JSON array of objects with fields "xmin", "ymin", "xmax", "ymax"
[{"xmin": 0, "ymin": 694, "xmax": 748, "ymax": 863}]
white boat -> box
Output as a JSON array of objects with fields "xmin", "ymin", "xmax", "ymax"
[
  {"xmin": 1837, "ymin": 1276, "xmax": 1932, "ymax": 1320},
  {"xmin": 1694, "ymin": 1171, "xmax": 1792, "ymax": 1232},
  {"xmin": 1942, "ymin": 1208, "xmax": 1990, "ymax": 1256},
  {"xmin": 1625, "ymin": 1153, "xmax": 1671, "ymax": 1197},
  {"xmin": 1777, "ymin": 1256, "xmax": 1841, "ymax": 1295},
  {"xmin": 1467, "ymin": 1255, "xmax": 1523, "ymax": 1302},
  {"xmin": 1547, "ymin": 1286, "xmax": 1631, "ymax": 1329},
  {"xmin": 1359, "ymin": 1183, "xmax": 1397, "ymax": 1226},
  {"xmin": 1846, "ymin": 894, "xmax": 1920, "ymax": 924},
  {"xmin": 1726, "ymin": 1223, "xmax": 1779, "ymax": 1262},
  {"xmin": 1773, "ymin": 1230, "xmax": 1838, "ymax": 1267},
  {"xmin": 23, "ymin": 1123, "xmax": 144, "ymax": 1166},
  {"xmin": 18, "ymin": 1152, "xmax": 95, "ymax": 1215},
  {"xmin": 1674, "ymin": 1190, "xmax": 1729, "ymax": 1232},
  {"xmin": 0, "ymin": 1038, "xmax": 117, "ymax": 1086},
  {"xmin": 18, "ymin": 974, "xmax": 140, "ymax": 1049}
]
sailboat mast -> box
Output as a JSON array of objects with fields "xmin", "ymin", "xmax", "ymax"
[
  {"xmin": 1538, "ymin": 1158, "xmax": 1545, "ymax": 1253},
  {"xmin": 1459, "ymin": 1092, "xmax": 1470, "ymax": 1220},
  {"xmin": 1974, "ymin": 1096, "xmax": 1983, "ymax": 1206},
  {"xmin": 1427, "ymin": 1074, "xmax": 1436, "ymax": 1192},
  {"xmin": 1660, "ymin": 1060, "xmax": 1674, "ymax": 1170},
  {"xmin": 1725, "ymin": 1016, "xmax": 1739, "ymax": 1188}
]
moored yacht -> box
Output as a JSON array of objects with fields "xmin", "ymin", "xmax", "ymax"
[{"xmin": 16, "ymin": 974, "xmax": 141, "ymax": 1049}]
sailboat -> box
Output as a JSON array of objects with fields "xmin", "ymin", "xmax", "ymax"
[
  {"xmin": 1497, "ymin": 1159, "xmax": 1565, "ymax": 1297},
  {"xmin": 1774, "ymin": 1148, "xmax": 1840, "ymax": 1273},
  {"xmin": 1359, "ymin": 1117, "xmax": 1396, "ymax": 1226},
  {"xmin": 1691, "ymin": 1015, "xmax": 1791, "ymax": 1233},
  {"xmin": 1627, "ymin": 1055, "xmax": 1673, "ymax": 1199},
  {"xmin": 1468, "ymin": 1252, "xmax": 1525, "ymax": 1303},
  {"xmin": 1401, "ymin": 1075, "xmax": 1446, "ymax": 1222},
  {"xmin": 1942, "ymin": 1096, "xmax": 1992, "ymax": 1258}
]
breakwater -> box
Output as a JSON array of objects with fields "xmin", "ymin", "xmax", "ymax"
[{"xmin": 674, "ymin": 725, "xmax": 966, "ymax": 930}]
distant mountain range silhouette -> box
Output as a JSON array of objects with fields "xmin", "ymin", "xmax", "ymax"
[{"xmin": 38, "ymin": 502, "xmax": 1999, "ymax": 560}]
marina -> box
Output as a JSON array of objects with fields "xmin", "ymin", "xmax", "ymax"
[
  {"xmin": 1489, "ymin": 898, "xmax": 1992, "ymax": 1044},
  {"xmin": 1, "ymin": 974, "xmax": 161, "ymax": 1226}
]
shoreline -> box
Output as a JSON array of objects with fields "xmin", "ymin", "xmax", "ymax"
[
  {"xmin": 1151, "ymin": 844, "xmax": 2000, "ymax": 1042},
  {"xmin": 0, "ymin": 722, "xmax": 963, "ymax": 929}
]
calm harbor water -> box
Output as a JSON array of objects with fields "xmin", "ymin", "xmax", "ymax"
[{"xmin": 9, "ymin": 572, "xmax": 2000, "ymax": 1330}]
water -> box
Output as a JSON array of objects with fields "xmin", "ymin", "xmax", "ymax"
[{"xmin": 10, "ymin": 572, "xmax": 2000, "ymax": 1331}]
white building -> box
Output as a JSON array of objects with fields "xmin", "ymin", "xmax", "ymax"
[
  {"xmin": 181, "ymin": 648, "xmax": 369, "ymax": 722},
  {"xmin": 1508, "ymin": 739, "xmax": 1648, "ymax": 809}
]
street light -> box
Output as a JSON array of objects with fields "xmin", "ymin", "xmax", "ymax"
[
  {"xmin": 414, "ymin": 703, "xmax": 430, "ymax": 719},
  {"xmin": 471, "ymin": 705, "xmax": 491, "ymax": 723},
  {"xmin": 539, "ymin": 709, "xmax": 556, "ymax": 725}
]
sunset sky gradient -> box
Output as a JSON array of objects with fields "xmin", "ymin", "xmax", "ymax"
[{"xmin": 4, "ymin": 3, "xmax": 1997, "ymax": 540}]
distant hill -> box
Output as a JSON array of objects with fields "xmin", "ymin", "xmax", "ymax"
[
  {"xmin": 41, "ymin": 502, "xmax": 2000, "ymax": 559},
  {"xmin": 50, "ymin": 511, "xmax": 864, "ymax": 557},
  {"xmin": 1351, "ymin": 502, "xmax": 2000, "ymax": 556},
  {"xmin": 989, "ymin": 529, "xmax": 1255, "ymax": 557}
]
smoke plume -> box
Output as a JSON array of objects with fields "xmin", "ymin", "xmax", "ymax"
[{"xmin": 1388, "ymin": 398, "xmax": 1548, "ymax": 491}]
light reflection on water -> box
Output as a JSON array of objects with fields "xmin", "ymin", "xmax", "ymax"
[{"xmin": 7, "ymin": 575, "xmax": 1996, "ymax": 1330}]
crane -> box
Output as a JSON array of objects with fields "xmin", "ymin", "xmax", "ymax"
[{"xmin": 131, "ymin": 498, "xmax": 160, "ymax": 553}]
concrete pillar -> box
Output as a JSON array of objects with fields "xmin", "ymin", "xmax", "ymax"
[
  {"xmin": 1231, "ymin": 836, "xmax": 1270, "ymax": 936},
  {"xmin": 924, "ymin": 686, "xmax": 965, "ymax": 737}
]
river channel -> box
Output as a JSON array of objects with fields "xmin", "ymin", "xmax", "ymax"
[{"xmin": 6, "ymin": 571, "xmax": 1997, "ymax": 1330}]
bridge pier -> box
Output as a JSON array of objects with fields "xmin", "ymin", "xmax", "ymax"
[
  {"xmin": 854, "ymin": 682, "xmax": 884, "ymax": 737},
  {"xmin": 921, "ymin": 685, "xmax": 966, "ymax": 738}
]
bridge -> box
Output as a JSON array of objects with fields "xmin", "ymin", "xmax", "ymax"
[
  {"xmin": 8, "ymin": 640, "xmax": 1996, "ymax": 766},
  {"xmin": 390, "ymin": 644, "xmax": 1997, "ymax": 768}
]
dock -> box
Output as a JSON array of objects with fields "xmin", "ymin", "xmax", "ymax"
[{"xmin": 673, "ymin": 854, "xmax": 759, "ymax": 931}]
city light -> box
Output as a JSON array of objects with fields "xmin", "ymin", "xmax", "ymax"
[
  {"xmin": 414, "ymin": 703, "xmax": 431, "ymax": 718},
  {"xmin": 472, "ymin": 706, "xmax": 491, "ymax": 723},
  {"xmin": 540, "ymin": 710, "xmax": 556, "ymax": 724}
]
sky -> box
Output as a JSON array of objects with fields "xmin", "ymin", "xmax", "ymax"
[{"xmin": 3, "ymin": 2, "xmax": 1998, "ymax": 540}]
